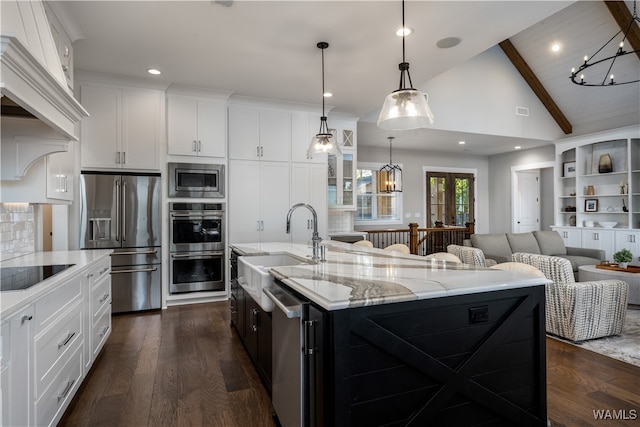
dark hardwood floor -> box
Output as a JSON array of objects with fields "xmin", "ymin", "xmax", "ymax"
[{"xmin": 60, "ymin": 301, "xmax": 640, "ymax": 427}]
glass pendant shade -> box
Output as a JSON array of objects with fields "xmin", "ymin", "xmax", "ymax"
[
  {"xmin": 377, "ymin": 89, "xmax": 434, "ymax": 130},
  {"xmin": 308, "ymin": 118, "xmax": 342, "ymax": 157}
]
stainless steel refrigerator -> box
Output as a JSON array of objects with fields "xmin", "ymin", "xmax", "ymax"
[{"xmin": 80, "ymin": 172, "xmax": 162, "ymax": 313}]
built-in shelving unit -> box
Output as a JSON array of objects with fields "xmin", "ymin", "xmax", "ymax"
[{"xmin": 553, "ymin": 127, "xmax": 640, "ymax": 260}]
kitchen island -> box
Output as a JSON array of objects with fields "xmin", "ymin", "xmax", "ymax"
[{"xmin": 230, "ymin": 241, "xmax": 550, "ymax": 427}]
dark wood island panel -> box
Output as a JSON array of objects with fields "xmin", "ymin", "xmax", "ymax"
[{"xmin": 320, "ymin": 286, "xmax": 547, "ymax": 427}]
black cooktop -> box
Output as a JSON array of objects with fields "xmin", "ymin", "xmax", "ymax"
[{"xmin": 0, "ymin": 264, "xmax": 75, "ymax": 292}]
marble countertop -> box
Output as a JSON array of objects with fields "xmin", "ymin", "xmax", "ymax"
[
  {"xmin": 1, "ymin": 250, "xmax": 113, "ymax": 317},
  {"xmin": 230, "ymin": 241, "xmax": 549, "ymax": 311}
]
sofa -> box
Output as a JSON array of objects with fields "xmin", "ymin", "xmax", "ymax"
[{"xmin": 469, "ymin": 231, "xmax": 605, "ymax": 277}]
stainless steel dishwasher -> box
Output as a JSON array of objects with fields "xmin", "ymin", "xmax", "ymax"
[{"xmin": 264, "ymin": 283, "xmax": 321, "ymax": 427}]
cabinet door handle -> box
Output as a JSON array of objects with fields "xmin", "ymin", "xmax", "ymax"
[
  {"xmin": 57, "ymin": 380, "xmax": 76, "ymax": 402},
  {"xmin": 21, "ymin": 315, "xmax": 33, "ymax": 324},
  {"xmin": 198, "ymin": 140, "xmax": 202, "ymax": 152},
  {"xmin": 260, "ymin": 146, "xmax": 264, "ymax": 157},
  {"xmin": 99, "ymin": 293, "xmax": 110, "ymax": 304},
  {"xmin": 251, "ymin": 308, "xmax": 259, "ymax": 332},
  {"xmin": 116, "ymin": 151, "xmax": 121, "ymax": 164},
  {"xmin": 99, "ymin": 266, "xmax": 109, "ymax": 275},
  {"xmin": 193, "ymin": 140, "xmax": 197, "ymax": 152},
  {"xmin": 100, "ymin": 325, "xmax": 110, "ymax": 337},
  {"xmin": 58, "ymin": 331, "xmax": 76, "ymax": 348},
  {"xmin": 86, "ymin": 273, "xmax": 94, "ymax": 279},
  {"xmin": 256, "ymin": 220, "xmax": 261, "ymax": 231},
  {"xmin": 122, "ymin": 152, "xmax": 126, "ymax": 164},
  {"xmin": 256, "ymin": 146, "xmax": 260, "ymax": 157}
]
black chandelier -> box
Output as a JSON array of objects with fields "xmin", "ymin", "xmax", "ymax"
[
  {"xmin": 379, "ymin": 137, "xmax": 402, "ymax": 193},
  {"xmin": 570, "ymin": 1, "xmax": 640, "ymax": 86}
]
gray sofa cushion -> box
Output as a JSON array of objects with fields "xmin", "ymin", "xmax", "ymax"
[
  {"xmin": 560, "ymin": 255, "xmax": 602, "ymax": 273},
  {"xmin": 506, "ymin": 233, "xmax": 541, "ymax": 254},
  {"xmin": 470, "ymin": 234, "xmax": 512, "ymax": 261},
  {"xmin": 533, "ymin": 231, "xmax": 567, "ymax": 256}
]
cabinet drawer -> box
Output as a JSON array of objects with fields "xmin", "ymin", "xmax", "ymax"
[
  {"xmin": 34, "ymin": 303, "xmax": 82, "ymax": 396},
  {"xmin": 92, "ymin": 273, "xmax": 111, "ymax": 318},
  {"xmin": 35, "ymin": 345, "xmax": 82, "ymax": 427},
  {"xmin": 34, "ymin": 275, "xmax": 82, "ymax": 334},
  {"xmin": 92, "ymin": 308, "xmax": 111, "ymax": 358},
  {"xmin": 91, "ymin": 258, "xmax": 111, "ymax": 281}
]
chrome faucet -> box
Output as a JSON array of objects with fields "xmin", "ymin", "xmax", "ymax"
[{"xmin": 286, "ymin": 203, "xmax": 322, "ymax": 261}]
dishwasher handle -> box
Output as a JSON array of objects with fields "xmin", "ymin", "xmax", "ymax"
[{"xmin": 263, "ymin": 287, "xmax": 303, "ymax": 319}]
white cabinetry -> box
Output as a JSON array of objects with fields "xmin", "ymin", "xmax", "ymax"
[
  {"xmin": 228, "ymin": 105, "xmax": 291, "ymax": 162},
  {"xmin": 327, "ymin": 116, "xmax": 357, "ymax": 210},
  {"xmin": 167, "ymin": 94, "xmax": 227, "ymax": 158},
  {"xmin": 291, "ymin": 111, "xmax": 326, "ymax": 164},
  {"xmin": 46, "ymin": 142, "xmax": 75, "ymax": 201},
  {"xmin": 614, "ymin": 230, "xmax": 640, "ymax": 262},
  {"xmin": 1, "ymin": 306, "xmax": 34, "ymax": 427},
  {"xmin": 79, "ymin": 82, "xmax": 163, "ymax": 170},
  {"xmin": 581, "ymin": 229, "xmax": 616, "ymax": 260},
  {"xmin": 290, "ymin": 163, "xmax": 328, "ymax": 243},
  {"xmin": 551, "ymin": 226, "xmax": 582, "ymax": 247},
  {"xmin": 1, "ymin": 256, "xmax": 112, "ymax": 427},
  {"xmin": 229, "ymin": 160, "xmax": 290, "ymax": 243},
  {"xmin": 82, "ymin": 257, "xmax": 111, "ymax": 374}
]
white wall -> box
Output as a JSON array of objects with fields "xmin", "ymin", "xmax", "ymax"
[
  {"xmin": 421, "ymin": 46, "xmax": 564, "ymax": 142},
  {"xmin": 356, "ymin": 146, "xmax": 490, "ymax": 233}
]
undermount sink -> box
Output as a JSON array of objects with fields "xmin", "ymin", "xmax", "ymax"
[{"xmin": 237, "ymin": 254, "xmax": 309, "ymax": 311}]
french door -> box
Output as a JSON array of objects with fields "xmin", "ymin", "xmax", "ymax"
[{"xmin": 426, "ymin": 172, "xmax": 475, "ymax": 227}]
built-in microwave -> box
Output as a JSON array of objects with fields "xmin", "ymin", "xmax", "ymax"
[{"xmin": 168, "ymin": 162, "xmax": 224, "ymax": 198}]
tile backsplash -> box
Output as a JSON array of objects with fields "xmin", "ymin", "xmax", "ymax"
[
  {"xmin": 328, "ymin": 210, "xmax": 354, "ymax": 233},
  {"xmin": 1, "ymin": 203, "xmax": 35, "ymax": 261}
]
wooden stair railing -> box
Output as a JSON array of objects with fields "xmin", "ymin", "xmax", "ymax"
[{"xmin": 361, "ymin": 222, "xmax": 474, "ymax": 255}]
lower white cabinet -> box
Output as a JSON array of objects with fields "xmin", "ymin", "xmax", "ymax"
[
  {"xmin": 1, "ymin": 256, "xmax": 112, "ymax": 427},
  {"xmin": 1, "ymin": 306, "xmax": 34, "ymax": 427},
  {"xmin": 551, "ymin": 226, "xmax": 582, "ymax": 248},
  {"xmin": 581, "ymin": 229, "xmax": 616, "ymax": 261},
  {"xmin": 614, "ymin": 230, "xmax": 640, "ymax": 262}
]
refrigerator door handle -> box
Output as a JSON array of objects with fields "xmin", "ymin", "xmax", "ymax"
[
  {"xmin": 115, "ymin": 180, "xmax": 121, "ymax": 241},
  {"xmin": 111, "ymin": 267, "xmax": 158, "ymax": 274},
  {"xmin": 113, "ymin": 249, "xmax": 158, "ymax": 256},
  {"xmin": 122, "ymin": 180, "xmax": 127, "ymax": 242}
]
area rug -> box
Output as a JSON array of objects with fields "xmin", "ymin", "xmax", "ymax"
[{"xmin": 551, "ymin": 309, "xmax": 640, "ymax": 367}]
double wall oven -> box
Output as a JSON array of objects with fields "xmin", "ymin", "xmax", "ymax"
[{"xmin": 169, "ymin": 202, "xmax": 225, "ymax": 294}]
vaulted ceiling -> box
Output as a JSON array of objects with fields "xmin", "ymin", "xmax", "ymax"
[{"xmin": 55, "ymin": 0, "xmax": 640, "ymax": 156}]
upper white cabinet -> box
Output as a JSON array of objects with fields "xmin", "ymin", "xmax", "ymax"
[
  {"xmin": 167, "ymin": 94, "xmax": 227, "ymax": 158},
  {"xmin": 79, "ymin": 82, "xmax": 163, "ymax": 171},
  {"xmin": 291, "ymin": 111, "xmax": 326, "ymax": 164},
  {"xmin": 326, "ymin": 116, "xmax": 358, "ymax": 210},
  {"xmin": 228, "ymin": 105, "xmax": 291, "ymax": 162}
]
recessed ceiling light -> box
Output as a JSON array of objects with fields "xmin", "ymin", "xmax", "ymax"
[
  {"xmin": 458, "ymin": 141, "xmax": 466, "ymax": 145},
  {"xmin": 323, "ymin": 92, "xmax": 333, "ymax": 98},
  {"xmin": 147, "ymin": 68, "xmax": 161, "ymax": 75},
  {"xmin": 396, "ymin": 27, "xmax": 414, "ymax": 37},
  {"xmin": 551, "ymin": 43, "xmax": 561, "ymax": 53},
  {"xmin": 515, "ymin": 146, "xmax": 522, "ymax": 150},
  {"xmin": 436, "ymin": 37, "xmax": 462, "ymax": 49}
]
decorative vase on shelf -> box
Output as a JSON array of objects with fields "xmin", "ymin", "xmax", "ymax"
[
  {"xmin": 598, "ymin": 153, "xmax": 613, "ymax": 173},
  {"xmin": 586, "ymin": 185, "xmax": 595, "ymax": 195}
]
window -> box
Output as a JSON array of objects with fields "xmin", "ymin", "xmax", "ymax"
[
  {"xmin": 426, "ymin": 172, "xmax": 474, "ymax": 227},
  {"xmin": 356, "ymin": 163, "xmax": 402, "ymax": 224}
]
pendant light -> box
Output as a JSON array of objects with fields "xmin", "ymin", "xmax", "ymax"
[
  {"xmin": 377, "ymin": 0, "xmax": 434, "ymax": 131},
  {"xmin": 569, "ymin": 0, "xmax": 640, "ymax": 86},
  {"xmin": 307, "ymin": 42, "xmax": 342, "ymax": 158},
  {"xmin": 379, "ymin": 137, "xmax": 402, "ymax": 193}
]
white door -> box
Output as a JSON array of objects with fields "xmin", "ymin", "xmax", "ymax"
[
  {"xmin": 80, "ymin": 85, "xmax": 120, "ymax": 168},
  {"xmin": 121, "ymin": 89, "xmax": 162, "ymax": 170},
  {"xmin": 197, "ymin": 99, "xmax": 227, "ymax": 158},
  {"xmin": 167, "ymin": 95, "xmax": 198, "ymax": 156},
  {"xmin": 514, "ymin": 170, "xmax": 540, "ymax": 233}
]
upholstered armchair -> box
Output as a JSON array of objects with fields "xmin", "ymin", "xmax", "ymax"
[
  {"xmin": 511, "ymin": 252, "xmax": 629, "ymax": 342},
  {"xmin": 447, "ymin": 244, "xmax": 497, "ymax": 267}
]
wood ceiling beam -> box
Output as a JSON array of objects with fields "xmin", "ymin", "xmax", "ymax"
[
  {"xmin": 499, "ymin": 39, "xmax": 573, "ymax": 135},
  {"xmin": 604, "ymin": 1, "xmax": 640, "ymax": 61}
]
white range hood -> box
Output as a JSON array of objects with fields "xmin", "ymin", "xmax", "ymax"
[{"xmin": 1, "ymin": 0, "xmax": 88, "ymax": 179}]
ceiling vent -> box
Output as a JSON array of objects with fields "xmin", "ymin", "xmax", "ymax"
[{"xmin": 515, "ymin": 106, "xmax": 529, "ymax": 116}]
